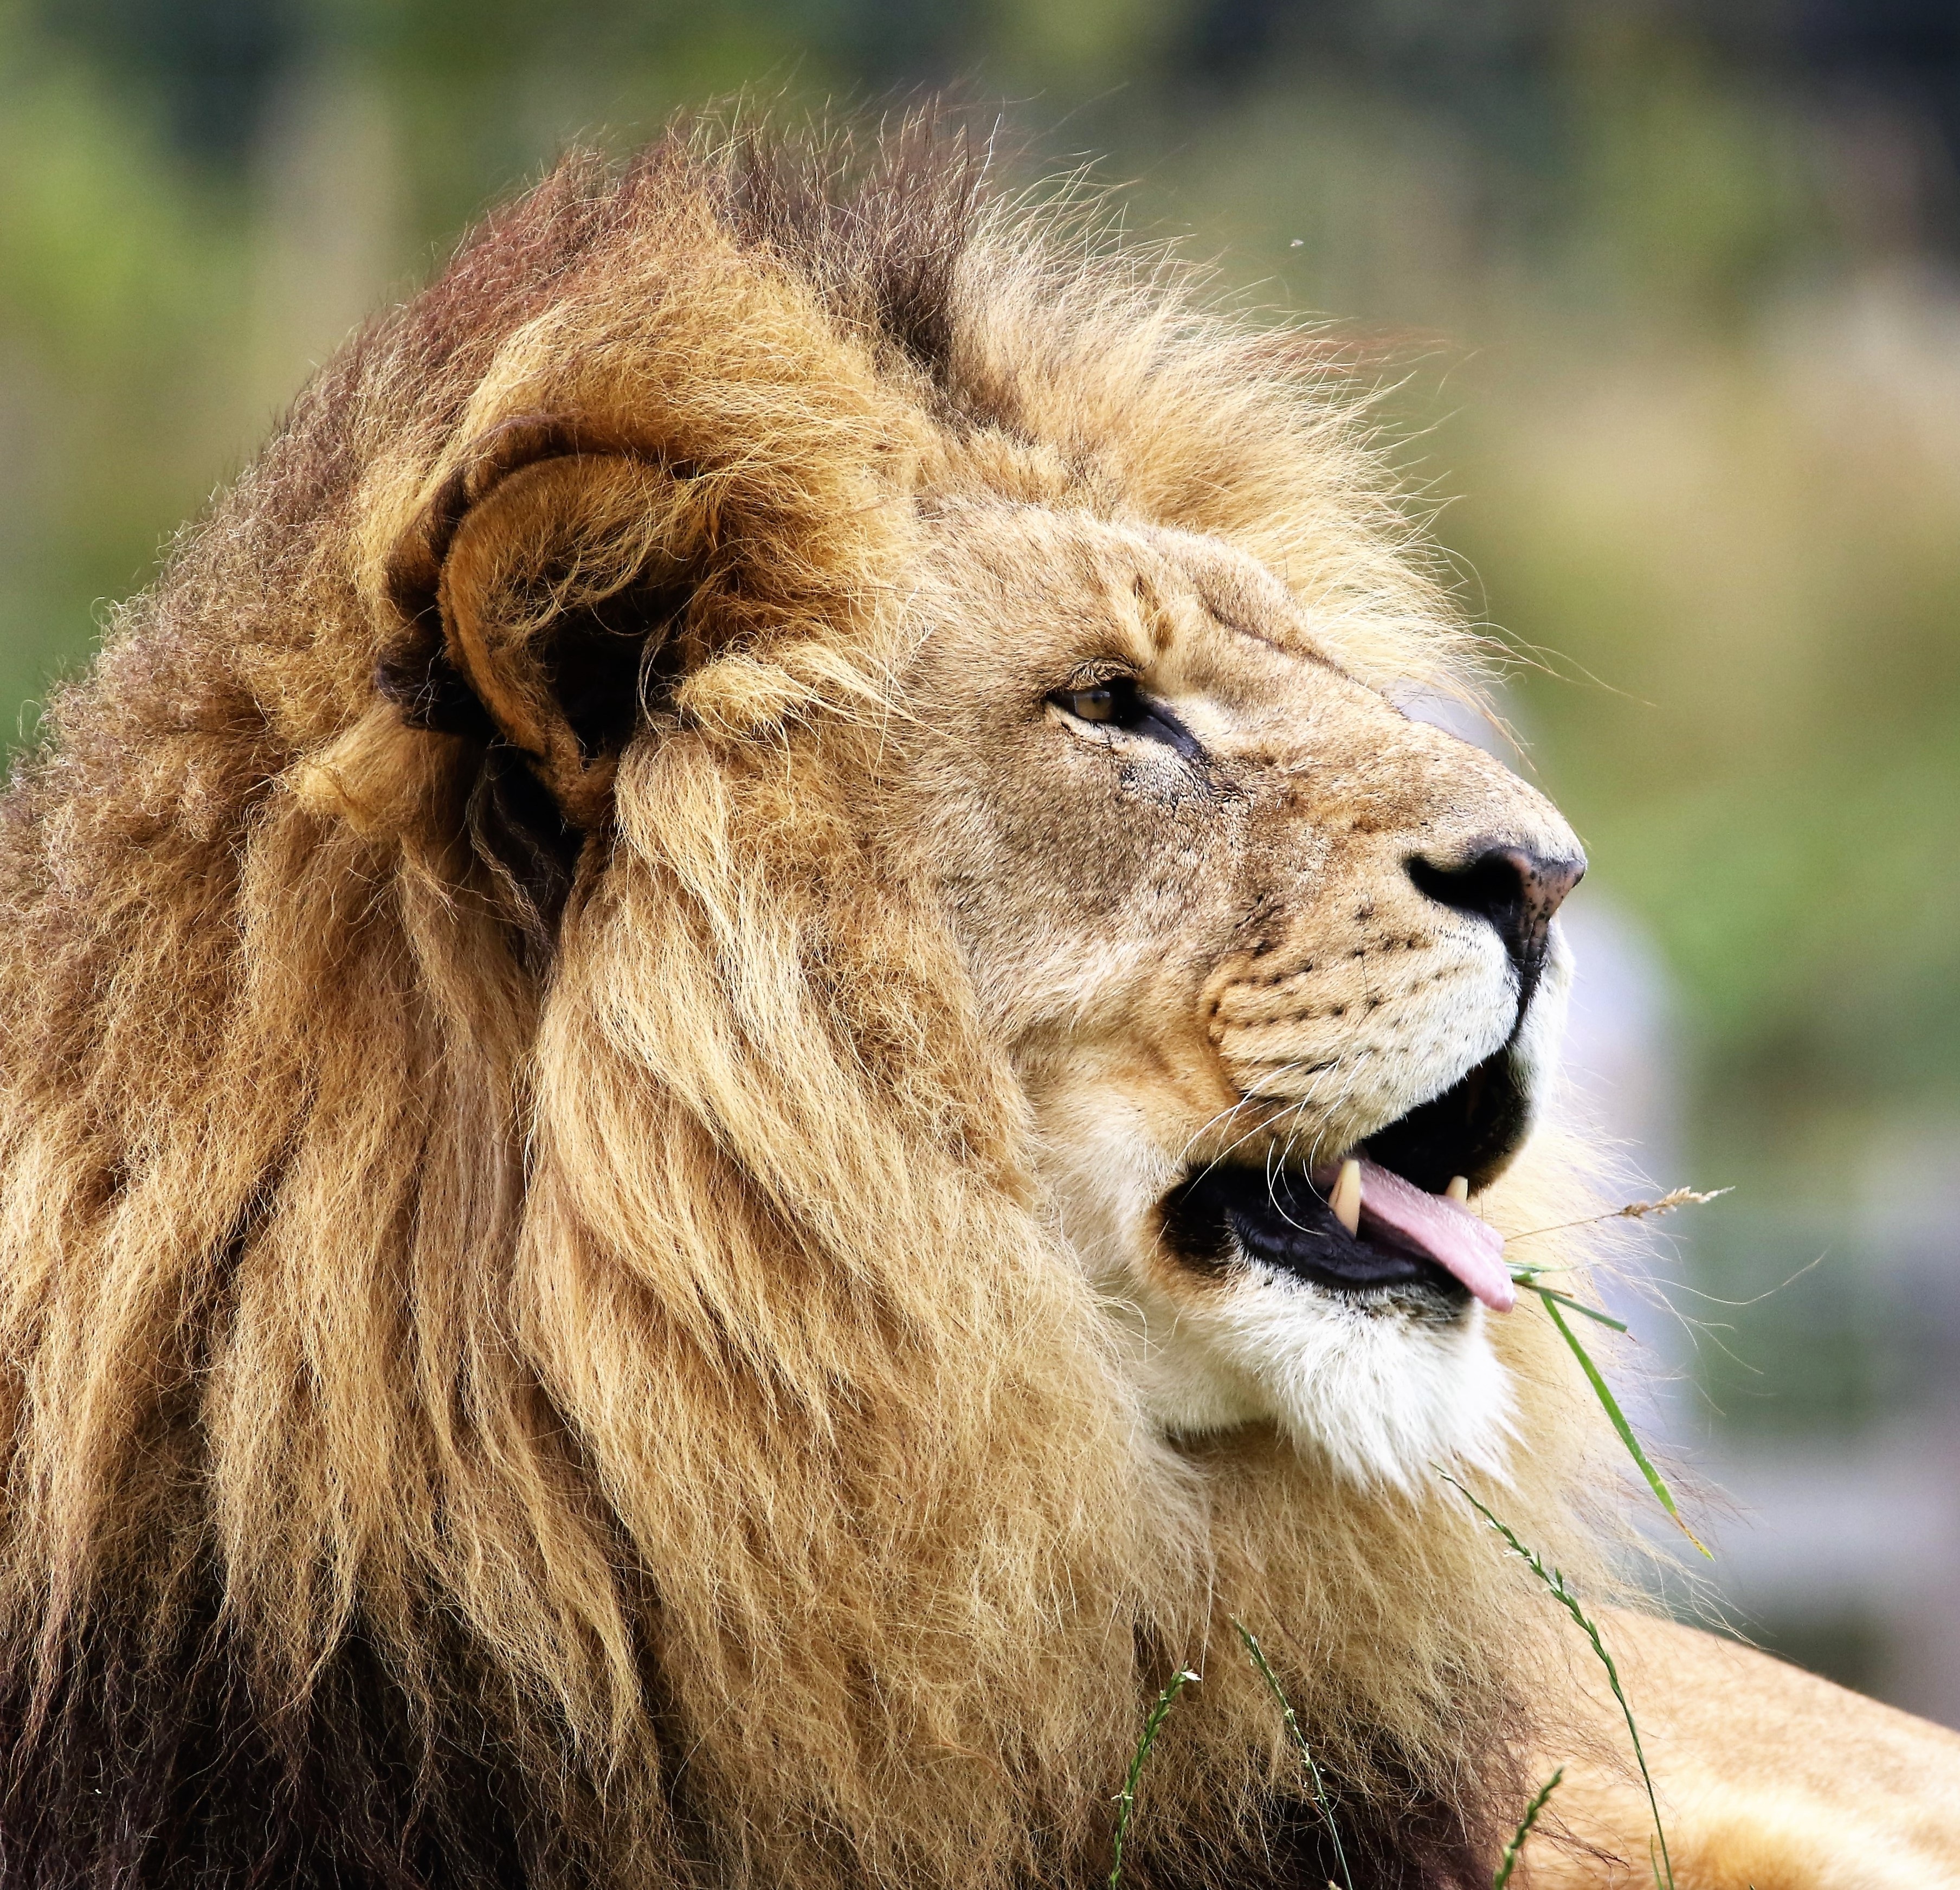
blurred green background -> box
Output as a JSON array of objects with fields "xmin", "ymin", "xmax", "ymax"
[{"xmin": 5, "ymin": 0, "xmax": 1959, "ymax": 1714}]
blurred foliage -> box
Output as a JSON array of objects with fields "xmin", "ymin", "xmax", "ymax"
[{"xmin": 3, "ymin": 0, "xmax": 1958, "ymax": 1430}]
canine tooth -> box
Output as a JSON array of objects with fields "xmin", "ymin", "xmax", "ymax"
[
  {"xmin": 1331, "ymin": 1159, "xmax": 1362, "ymax": 1235},
  {"xmin": 1445, "ymin": 1175, "xmax": 1469, "ymax": 1204}
]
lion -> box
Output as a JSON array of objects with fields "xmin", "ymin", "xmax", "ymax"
[{"xmin": 0, "ymin": 112, "xmax": 1953, "ymax": 1890}]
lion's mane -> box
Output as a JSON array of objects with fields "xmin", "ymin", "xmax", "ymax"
[{"xmin": 0, "ymin": 115, "xmax": 1616, "ymax": 1890}]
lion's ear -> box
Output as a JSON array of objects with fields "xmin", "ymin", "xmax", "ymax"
[
  {"xmin": 377, "ymin": 378, "xmax": 893, "ymax": 938},
  {"xmin": 381, "ymin": 416, "xmax": 710, "ymax": 830}
]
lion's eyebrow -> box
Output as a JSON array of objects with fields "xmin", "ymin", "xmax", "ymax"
[
  {"xmin": 1184, "ymin": 575, "xmax": 1289, "ymax": 653},
  {"xmin": 1202, "ymin": 603, "xmax": 1355, "ymax": 684},
  {"xmin": 1205, "ymin": 606, "xmax": 1285, "ymax": 653}
]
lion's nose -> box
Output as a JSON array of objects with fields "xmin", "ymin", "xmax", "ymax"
[{"xmin": 1407, "ymin": 841, "xmax": 1585, "ymax": 977}]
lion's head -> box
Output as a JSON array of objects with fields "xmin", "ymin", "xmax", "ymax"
[
  {"xmin": 0, "ymin": 117, "xmax": 1619, "ymax": 1890},
  {"xmin": 902, "ymin": 507, "xmax": 1583, "ymax": 1489}
]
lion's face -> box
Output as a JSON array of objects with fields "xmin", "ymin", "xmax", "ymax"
[{"xmin": 895, "ymin": 505, "xmax": 1583, "ymax": 1487}]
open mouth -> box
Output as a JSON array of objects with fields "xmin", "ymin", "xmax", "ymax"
[{"xmin": 1158, "ymin": 1046, "xmax": 1531, "ymax": 1310}]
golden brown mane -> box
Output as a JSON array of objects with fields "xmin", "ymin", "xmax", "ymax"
[{"xmin": 0, "ymin": 113, "xmax": 1617, "ymax": 1889}]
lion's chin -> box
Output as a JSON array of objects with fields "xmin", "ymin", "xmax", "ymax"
[{"xmin": 1139, "ymin": 1276, "xmax": 1517, "ymax": 1491}]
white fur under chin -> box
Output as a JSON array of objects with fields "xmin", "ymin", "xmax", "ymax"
[
  {"xmin": 1046, "ymin": 1109, "xmax": 1520, "ymax": 1491},
  {"xmin": 1130, "ymin": 1270, "xmax": 1518, "ymax": 1491}
]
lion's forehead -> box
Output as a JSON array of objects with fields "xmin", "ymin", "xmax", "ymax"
[{"xmin": 923, "ymin": 505, "xmax": 1327, "ymax": 660}]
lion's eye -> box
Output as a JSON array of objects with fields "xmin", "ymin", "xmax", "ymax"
[
  {"xmin": 1047, "ymin": 675, "xmax": 1206, "ymax": 762},
  {"xmin": 1051, "ymin": 674, "xmax": 1151, "ymax": 728},
  {"xmin": 1055, "ymin": 681, "xmax": 1125, "ymax": 723}
]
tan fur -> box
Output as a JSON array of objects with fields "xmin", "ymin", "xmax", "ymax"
[
  {"xmin": 0, "ymin": 115, "xmax": 1655, "ymax": 1887},
  {"xmin": 1522, "ymin": 1613, "xmax": 1960, "ymax": 1887}
]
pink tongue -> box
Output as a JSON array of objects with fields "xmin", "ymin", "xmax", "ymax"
[{"xmin": 1348, "ymin": 1158, "xmax": 1514, "ymax": 1312}]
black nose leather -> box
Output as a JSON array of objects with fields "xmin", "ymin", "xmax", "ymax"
[{"xmin": 1407, "ymin": 841, "xmax": 1584, "ymax": 978}]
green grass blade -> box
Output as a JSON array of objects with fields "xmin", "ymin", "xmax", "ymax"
[
  {"xmin": 1513, "ymin": 1278, "xmax": 1629, "ymax": 1332},
  {"xmin": 1108, "ymin": 1666, "xmax": 1198, "ymax": 1890},
  {"xmin": 1492, "ymin": 1767, "xmax": 1562, "ymax": 1889},
  {"xmin": 1232, "ymin": 1621, "xmax": 1355, "ymax": 1890},
  {"xmin": 1539, "ymin": 1295, "xmax": 1710, "ymax": 1558},
  {"xmin": 1437, "ymin": 1473, "xmax": 1675, "ymax": 1890}
]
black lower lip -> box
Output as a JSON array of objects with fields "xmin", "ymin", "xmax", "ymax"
[{"xmin": 1159, "ymin": 1165, "xmax": 1465, "ymax": 1298}]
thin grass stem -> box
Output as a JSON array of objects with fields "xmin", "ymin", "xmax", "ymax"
[
  {"xmin": 1492, "ymin": 1766, "xmax": 1562, "ymax": 1889},
  {"xmin": 1232, "ymin": 1621, "xmax": 1355, "ymax": 1890},
  {"xmin": 1108, "ymin": 1667, "xmax": 1198, "ymax": 1890},
  {"xmin": 1437, "ymin": 1474, "xmax": 1674, "ymax": 1890},
  {"xmin": 1505, "ymin": 1187, "xmax": 1731, "ymax": 1245}
]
